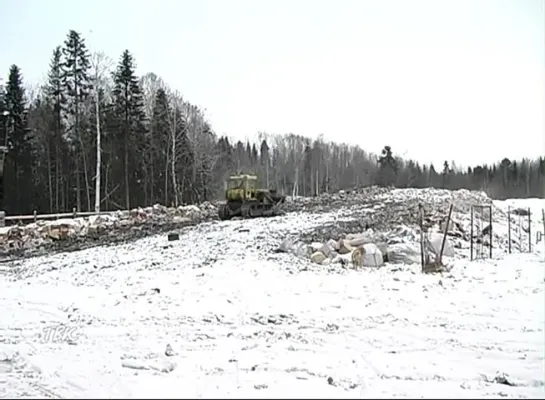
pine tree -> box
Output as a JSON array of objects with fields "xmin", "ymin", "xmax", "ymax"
[
  {"xmin": 46, "ymin": 46, "xmax": 66, "ymax": 211},
  {"xmin": 151, "ymin": 88, "xmax": 170, "ymax": 204},
  {"xmin": 251, "ymin": 143, "xmax": 258, "ymax": 166},
  {"xmin": 62, "ymin": 30, "xmax": 92, "ymax": 211},
  {"xmin": 303, "ymin": 141, "xmax": 312, "ymax": 196},
  {"xmin": 113, "ymin": 49, "xmax": 146, "ymax": 209},
  {"xmin": 377, "ymin": 145, "xmax": 398, "ymax": 186},
  {"xmin": 4, "ymin": 65, "xmax": 33, "ymax": 214},
  {"xmin": 0, "ymin": 77, "xmax": 6, "ymax": 142},
  {"xmin": 260, "ymin": 139, "xmax": 270, "ymax": 187},
  {"xmin": 178, "ymin": 127, "xmax": 194, "ymax": 203},
  {"xmin": 0, "ymin": 78, "xmax": 6, "ymax": 211}
]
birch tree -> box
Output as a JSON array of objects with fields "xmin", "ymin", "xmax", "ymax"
[{"xmin": 167, "ymin": 91, "xmax": 184, "ymax": 206}]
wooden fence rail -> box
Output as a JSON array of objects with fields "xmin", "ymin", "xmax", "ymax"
[{"xmin": 0, "ymin": 208, "xmax": 119, "ymax": 226}]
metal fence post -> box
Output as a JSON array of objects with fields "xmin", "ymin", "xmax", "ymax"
[
  {"xmin": 542, "ymin": 209, "xmax": 545, "ymax": 259},
  {"xmin": 419, "ymin": 203, "xmax": 425, "ymax": 272},
  {"xmin": 508, "ymin": 206, "xmax": 511, "ymax": 254},
  {"xmin": 489, "ymin": 205, "xmax": 492, "ymax": 259},
  {"xmin": 470, "ymin": 205, "xmax": 474, "ymax": 261},
  {"xmin": 439, "ymin": 204, "xmax": 453, "ymax": 265},
  {"xmin": 528, "ymin": 208, "xmax": 531, "ymax": 253}
]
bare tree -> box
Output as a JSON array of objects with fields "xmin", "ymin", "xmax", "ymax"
[
  {"xmin": 140, "ymin": 73, "xmax": 165, "ymax": 121},
  {"xmin": 24, "ymin": 82, "xmax": 40, "ymax": 104},
  {"xmin": 166, "ymin": 91, "xmax": 185, "ymax": 206},
  {"xmin": 90, "ymin": 51, "xmax": 113, "ymax": 212}
]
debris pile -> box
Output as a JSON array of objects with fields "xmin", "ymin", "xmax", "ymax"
[
  {"xmin": 0, "ymin": 202, "xmax": 218, "ymax": 258},
  {"xmin": 278, "ymin": 225, "xmax": 456, "ymax": 271},
  {"xmin": 281, "ymin": 187, "xmax": 497, "ymax": 270},
  {"xmin": 1, "ymin": 185, "xmax": 529, "ymax": 264},
  {"xmin": 284, "ymin": 186, "xmax": 492, "ymax": 219}
]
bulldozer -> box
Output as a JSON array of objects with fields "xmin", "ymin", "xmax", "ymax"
[{"xmin": 218, "ymin": 174, "xmax": 286, "ymax": 220}]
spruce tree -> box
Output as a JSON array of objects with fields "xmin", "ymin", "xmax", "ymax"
[
  {"xmin": 113, "ymin": 49, "xmax": 146, "ymax": 209},
  {"xmin": 377, "ymin": 145, "xmax": 398, "ymax": 187},
  {"xmin": 151, "ymin": 87, "xmax": 170, "ymax": 204},
  {"xmin": 62, "ymin": 29, "xmax": 92, "ymax": 211},
  {"xmin": 303, "ymin": 142, "xmax": 312, "ymax": 196},
  {"xmin": 260, "ymin": 139, "xmax": 270, "ymax": 186},
  {"xmin": 4, "ymin": 65, "xmax": 33, "ymax": 214},
  {"xmin": 46, "ymin": 46, "xmax": 66, "ymax": 211},
  {"xmin": 0, "ymin": 78, "xmax": 6, "ymax": 210},
  {"xmin": 178, "ymin": 122, "xmax": 194, "ymax": 204}
]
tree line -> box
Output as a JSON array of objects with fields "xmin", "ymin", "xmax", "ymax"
[{"xmin": 0, "ymin": 29, "xmax": 543, "ymax": 216}]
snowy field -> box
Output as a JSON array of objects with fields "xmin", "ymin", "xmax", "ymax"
[{"xmin": 1, "ymin": 197, "xmax": 544, "ymax": 398}]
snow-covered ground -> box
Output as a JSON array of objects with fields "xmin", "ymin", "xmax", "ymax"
[{"xmin": 1, "ymin": 197, "xmax": 544, "ymax": 399}]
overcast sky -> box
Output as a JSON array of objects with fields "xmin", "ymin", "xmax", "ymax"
[{"xmin": 1, "ymin": 0, "xmax": 544, "ymax": 167}]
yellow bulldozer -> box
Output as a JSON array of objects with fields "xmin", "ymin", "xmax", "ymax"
[{"xmin": 218, "ymin": 174, "xmax": 286, "ymax": 220}]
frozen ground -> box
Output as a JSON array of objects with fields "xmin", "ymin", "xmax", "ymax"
[{"xmin": 1, "ymin": 198, "xmax": 544, "ymax": 399}]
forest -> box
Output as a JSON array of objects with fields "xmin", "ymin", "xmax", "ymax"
[{"xmin": 1, "ymin": 29, "xmax": 543, "ymax": 216}]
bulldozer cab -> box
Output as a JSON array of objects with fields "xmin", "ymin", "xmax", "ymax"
[{"xmin": 226, "ymin": 174, "xmax": 257, "ymax": 200}]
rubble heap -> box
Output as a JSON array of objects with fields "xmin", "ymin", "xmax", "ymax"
[
  {"xmin": 0, "ymin": 203, "xmax": 218, "ymax": 258},
  {"xmin": 281, "ymin": 186, "xmax": 499, "ymax": 270},
  {"xmin": 285, "ymin": 186, "xmax": 493, "ymax": 224},
  {"xmin": 0, "ymin": 185, "xmax": 509, "ymax": 264},
  {"xmin": 292, "ymin": 187, "xmax": 495, "ymax": 242},
  {"xmin": 278, "ymin": 226, "xmax": 456, "ymax": 270}
]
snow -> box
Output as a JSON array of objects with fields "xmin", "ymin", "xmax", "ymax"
[
  {"xmin": 494, "ymin": 198, "xmax": 545, "ymax": 216},
  {"xmin": 1, "ymin": 195, "xmax": 544, "ymax": 398}
]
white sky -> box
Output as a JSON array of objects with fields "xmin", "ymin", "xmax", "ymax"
[{"xmin": 1, "ymin": 0, "xmax": 544, "ymax": 167}]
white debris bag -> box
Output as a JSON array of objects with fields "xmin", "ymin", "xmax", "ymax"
[
  {"xmin": 427, "ymin": 232, "xmax": 454, "ymax": 257},
  {"xmin": 361, "ymin": 243, "xmax": 384, "ymax": 267},
  {"xmin": 387, "ymin": 243, "xmax": 421, "ymax": 265}
]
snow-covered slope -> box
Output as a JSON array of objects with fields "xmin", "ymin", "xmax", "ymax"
[{"xmin": 1, "ymin": 195, "xmax": 544, "ymax": 398}]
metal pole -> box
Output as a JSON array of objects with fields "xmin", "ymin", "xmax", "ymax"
[
  {"xmin": 528, "ymin": 208, "xmax": 531, "ymax": 253},
  {"xmin": 470, "ymin": 206, "xmax": 474, "ymax": 261},
  {"xmin": 508, "ymin": 206, "xmax": 511, "ymax": 254},
  {"xmin": 489, "ymin": 205, "xmax": 492, "ymax": 259}
]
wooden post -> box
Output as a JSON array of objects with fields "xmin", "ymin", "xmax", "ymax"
[
  {"xmin": 528, "ymin": 208, "xmax": 531, "ymax": 253},
  {"xmin": 0, "ymin": 146, "xmax": 6, "ymax": 214},
  {"xmin": 542, "ymin": 209, "xmax": 545, "ymax": 259},
  {"xmin": 439, "ymin": 204, "xmax": 453, "ymax": 265},
  {"xmin": 33, "ymin": 210, "xmax": 37, "ymax": 223},
  {"xmin": 419, "ymin": 203, "xmax": 425, "ymax": 272},
  {"xmin": 489, "ymin": 205, "xmax": 492, "ymax": 259},
  {"xmin": 470, "ymin": 206, "xmax": 474, "ymax": 261},
  {"xmin": 519, "ymin": 214, "xmax": 522, "ymax": 252},
  {"xmin": 508, "ymin": 206, "xmax": 511, "ymax": 254}
]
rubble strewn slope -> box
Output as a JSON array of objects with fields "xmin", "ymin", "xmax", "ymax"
[
  {"xmin": 0, "ymin": 186, "xmax": 541, "ymax": 263},
  {"xmin": 0, "ymin": 203, "xmax": 218, "ymax": 259}
]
